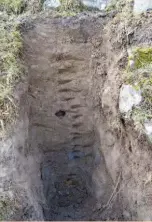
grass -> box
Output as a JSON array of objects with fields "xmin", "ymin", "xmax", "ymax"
[
  {"xmin": 0, "ymin": 195, "xmax": 15, "ymax": 220},
  {"xmin": 0, "ymin": 199, "xmax": 9, "ymax": 220},
  {"xmin": 125, "ymin": 47, "xmax": 152, "ymax": 134},
  {"xmin": 0, "ymin": 20, "xmax": 23, "ymax": 134},
  {"xmin": 0, "ymin": 12, "xmax": 24, "ymax": 218},
  {"xmin": 0, "ymin": 0, "xmax": 46, "ymax": 14},
  {"xmin": 0, "ymin": 0, "xmax": 26, "ymax": 14},
  {"xmin": 127, "ymin": 48, "xmax": 152, "ymax": 69},
  {"xmin": 0, "ymin": 0, "xmax": 90, "ymax": 16},
  {"xmin": 106, "ymin": 0, "xmax": 133, "ymax": 12},
  {"xmin": 57, "ymin": 0, "xmax": 87, "ymax": 16}
]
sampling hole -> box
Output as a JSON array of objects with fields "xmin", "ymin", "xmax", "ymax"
[
  {"xmin": 128, "ymin": 144, "xmax": 132, "ymax": 153},
  {"xmin": 55, "ymin": 110, "xmax": 66, "ymax": 118}
]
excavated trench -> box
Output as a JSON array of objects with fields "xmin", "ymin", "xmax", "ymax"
[
  {"xmin": 23, "ymin": 16, "xmax": 122, "ymax": 220},
  {"xmin": 2, "ymin": 11, "xmax": 152, "ymax": 221}
]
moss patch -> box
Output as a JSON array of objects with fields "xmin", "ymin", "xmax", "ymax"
[
  {"xmin": 132, "ymin": 106, "xmax": 152, "ymax": 129},
  {"xmin": 130, "ymin": 47, "xmax": 152, "ymax": 69},
  {"xmin": 125, "ymin": 47, "xmax": 152, "ymax": 134}
]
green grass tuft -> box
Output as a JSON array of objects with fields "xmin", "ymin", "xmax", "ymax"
[
  {"xmin": 57, "ymin": 0, "xmax": 87, "ymax": 16},
  {"xmin": 125, "ymin": 47, "xmax": 152, "ymax": 134},
  {"xmin": 132, "ymin": 47, "xmax": 152, "ymax": 69},
  {"xmin": 0, "ymin": 0, "xmax": 26, "ymax": 14},
  {"xmin": 0, "ymin": 20, "xmax": 23, "ymax": 134}
]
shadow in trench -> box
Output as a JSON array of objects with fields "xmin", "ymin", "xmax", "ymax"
[{"xmin": 40, "ymin": 130, "xmax": 115, "ymax": 221}]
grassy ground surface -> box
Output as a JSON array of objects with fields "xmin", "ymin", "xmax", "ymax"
[{"xmin": 0, "ymin": 10, "xmax": 24, "ymax": 134}]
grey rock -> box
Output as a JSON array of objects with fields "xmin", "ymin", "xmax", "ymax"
[
  {"xmin": 43, "ymin": 0, "xmax": 110, "ymax": 10},
  {"xmin": 43, "ymin": 0, "xmax": 60, "ymax": 9},
  {"xmin": 119, "ymin": 85, "xmax": 142, "ymax": 113},
  {"xmin": 128, "ymin": 59, "xmax": 135, "ymax": 70},
  {"xmin": 134, "ymin": 0, "xmax": 152, "ymax": 13},
  {"xmin": 144, "ymin": 121, "xmax": 152, "ymax": 136},
  {"xmin": 82, "ymin": 0, "xmax": 109, "ymax": 10}
]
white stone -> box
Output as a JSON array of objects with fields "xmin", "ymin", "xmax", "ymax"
[
  {"xmin": 43, "ymin": 0, "xmax": 110, "ymax": 10},
  {"xmin": 144, "ymin": 121, "xmax": 152, "ymax": 136},
  {"xmin": 134, "ymin": 0, "xmax": 152, "ymax": 13},
  {"xmin": 127, "ymin": 48, "xmax": 134, "ymax": 57},
  {"xmin": 119, "ymin": 85, "xmax": 142, "ymax": 113},
  {"xmin": 128, "ymin": 59, "xmax": 135, "ymax": 69},
  {"xmin": 82, "ymin": 0, "xmax": 109, "ymax": 10},
  {"xmin": 43, "ymin": 0, "xmax": 61, "ymax": 9}
]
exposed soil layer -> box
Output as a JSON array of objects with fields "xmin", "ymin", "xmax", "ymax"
[
  {"xmin": 24, "ymin": 16, "xmax": 123, "ymax": 220},
  {"xmin": 1, "ymin": 12, "xmax": 152, "ymax": 221}
]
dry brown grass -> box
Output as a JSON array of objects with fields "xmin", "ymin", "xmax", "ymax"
[{"xmin": 0, "ymin": 19, "xmax": 23, "ymax": 135}]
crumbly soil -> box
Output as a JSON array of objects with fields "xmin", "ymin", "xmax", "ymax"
[{"xmin": 1, "ymin": 11, "xmax": 152, "ymax": 221}]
